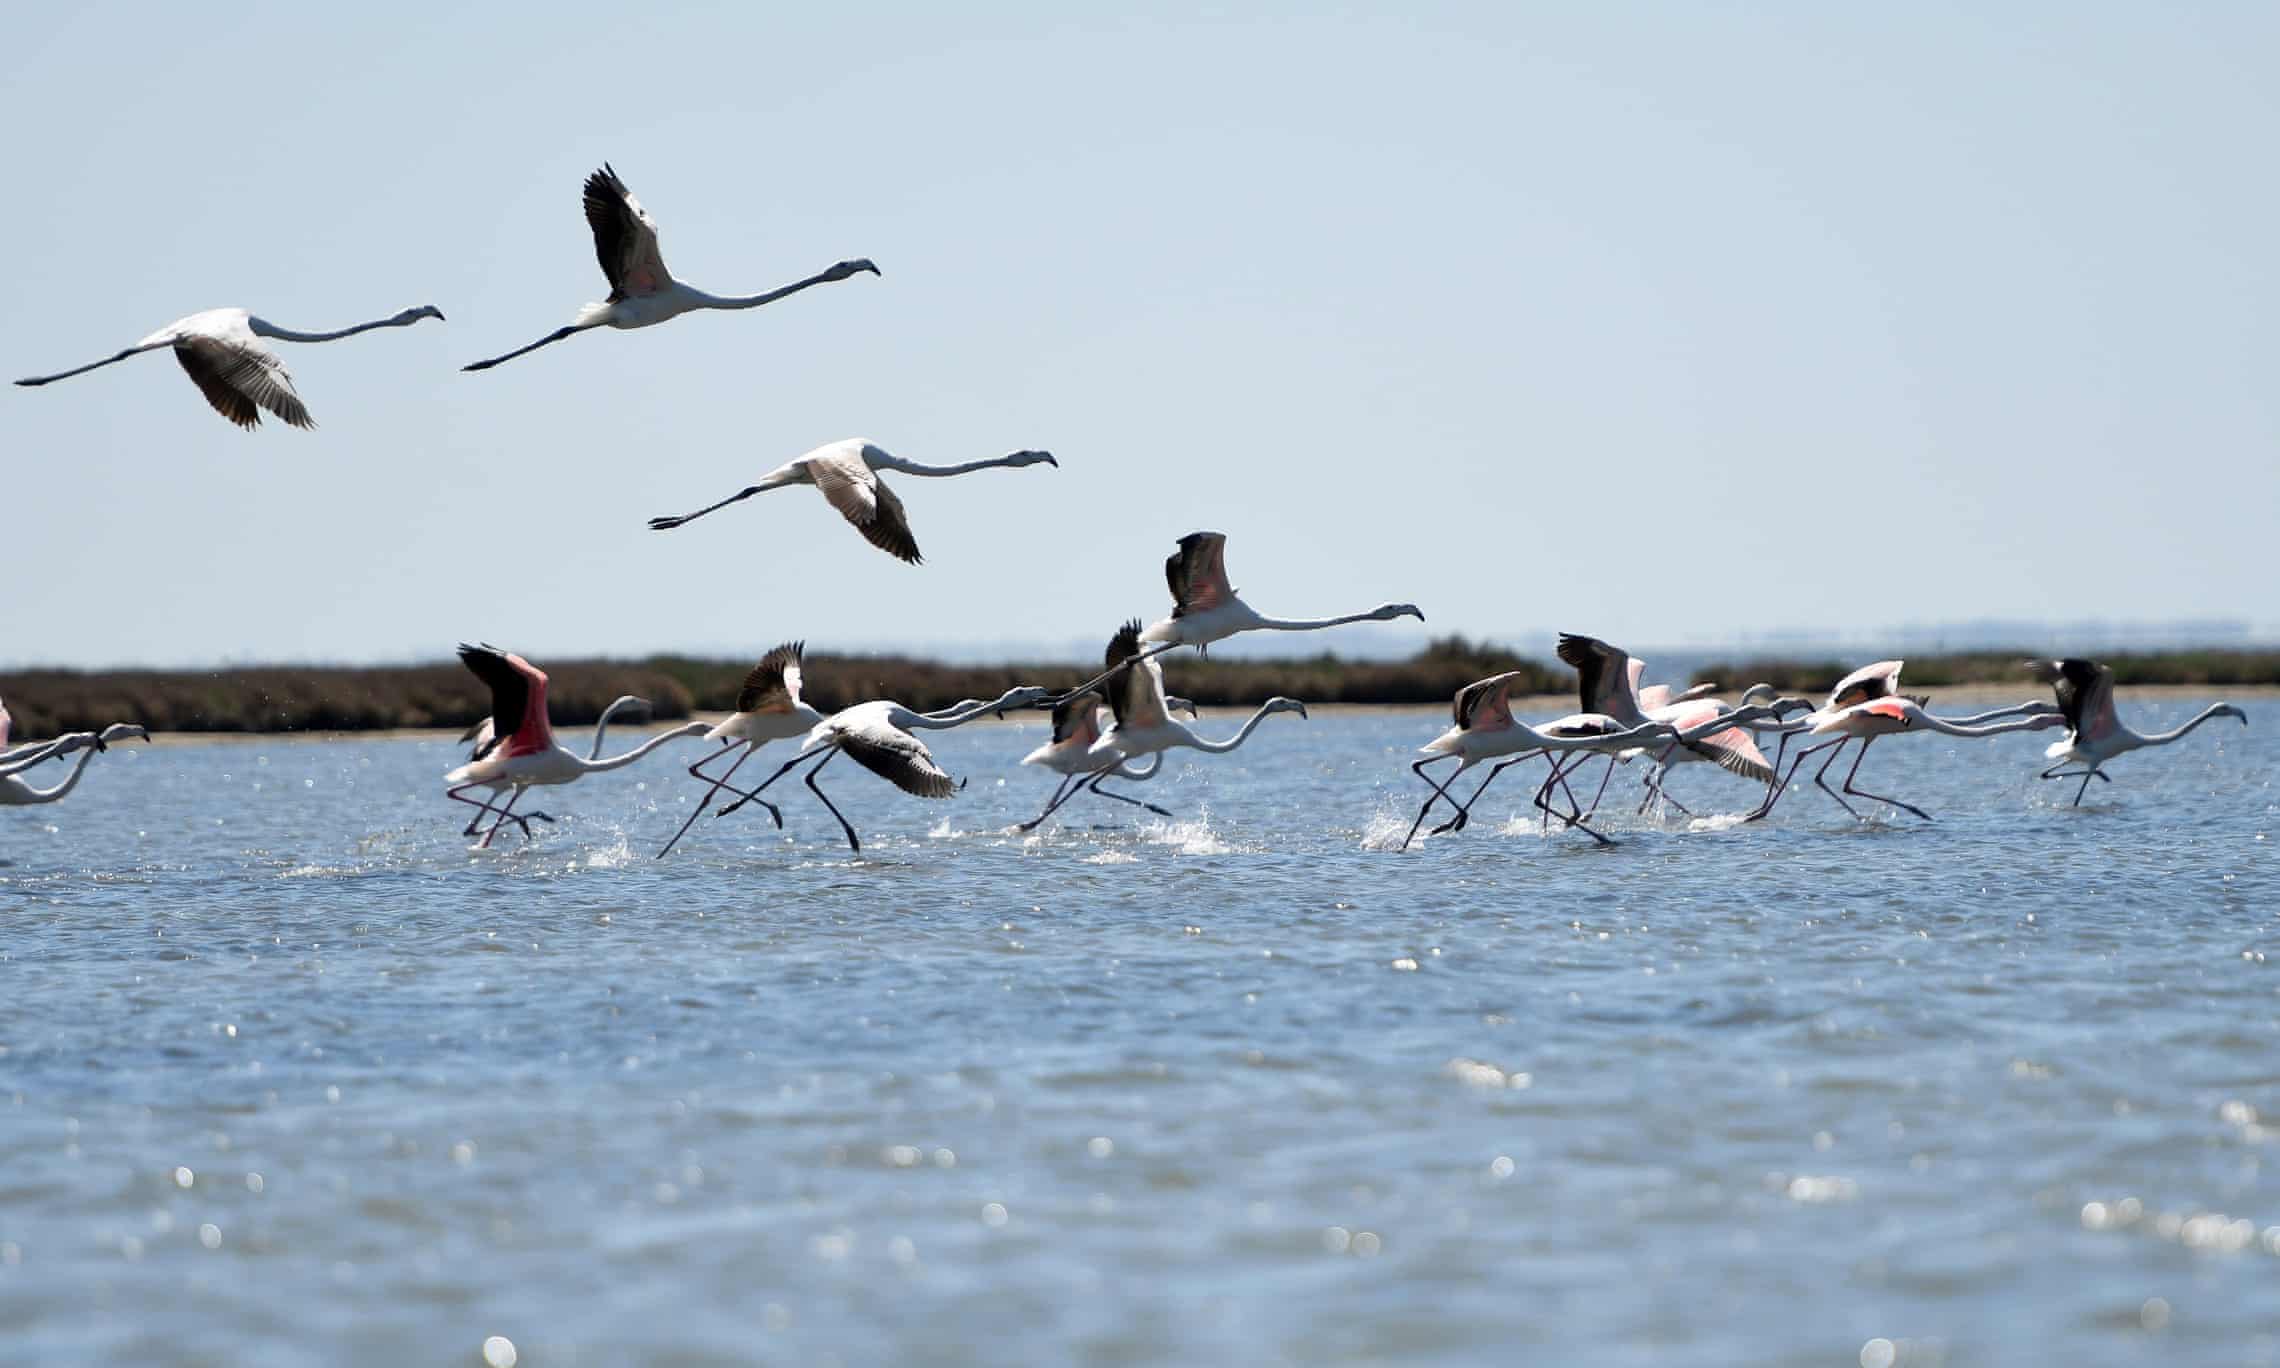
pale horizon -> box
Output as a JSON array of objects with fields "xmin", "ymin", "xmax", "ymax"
[{"xmin": 6, "ymin": 4, "xmax": 2274, "ymax": 670}]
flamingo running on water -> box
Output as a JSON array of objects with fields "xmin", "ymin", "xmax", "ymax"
[
  {"xmin": 1015, "ymin": 665, "xmax": 1200, "ymax": 833},
  {"xmin": 2026, "ymin": 658, "xmax": 2247, "ymax": 805},
  {"xmin": 655, "ymin": 642, "xmax": 823, "ymax": 858},
  {"xmin": 444, "ymin": 645, "xmax": 709, "ymax": 847},
  {"xmin": 462, "ymin": 164, "xmax": 876, "ymax": 371},
  {"xmin": 647, "ymin": 438, "xmax": 1057, "ymax": 563},
  {"xmin": 16, "ymin": 305, "xmax": 443, "ymax": 429},
  {"xmin": 714, "ymin": 686, "xmax": 1053, "ymax": 854}
]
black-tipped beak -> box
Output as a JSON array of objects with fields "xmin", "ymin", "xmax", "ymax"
[
  {"xmin": 1296, "ymin": 703, "xmax": 1310, "ymax": 720},
  {"xmin": 1043, "ymin": 454, "xmax": 1059, "ymax": 467}
]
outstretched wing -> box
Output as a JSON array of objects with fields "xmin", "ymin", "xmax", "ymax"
[
  {"xmin": 1827, "ymin": 659, "xmax": 1904, "ymax": 711},
  {"xmin": 457, "ymin": 643, "xmax": 542, "ymax": 748},
  {"xmin": 835, "ymin": 721, "xmax": 958, "ymax": 798},
  {"xmin": 1453, "ymin": 671, "xmax": 1524, "ymax": 731},
  {"xmin": 2028, "ymin": 657, "xmax": 2114, "ymax": 740},
  {"xmin": 175, "ymin": 337, "xmax": 312, "ymax": 430},
  {"xmin": 736, "ymin": 641, "xmax": 808, "ymax": 714},
  {"xmin": 808, "ymin": 452, "xmax": 923, "ymax": 564},
  {"xmin": 583, "ymin": 163, "xmax": 670, "ymax": 299},
  {"xmin": 1164, "ymin": 532, "xmax": 1231, "ymax": 618},
  {"xmin": 1050, "ymin": 687, "xmax": 1105, "ymax": 745},
  {"xmin": 1555, "ymin": 633, "xmax": 1635, "ymax": 717}
]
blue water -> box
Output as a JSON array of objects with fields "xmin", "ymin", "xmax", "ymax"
[{"xmin": 1, "ymin": 701, "xmax": 2272, "ymax": 1366}]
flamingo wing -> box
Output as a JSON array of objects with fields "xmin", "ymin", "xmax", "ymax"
[
  {"xmin": 2075, "ymin": 660, "xmax": 2121, "ymax": 742},
  {"xmin": 1637, "ymin": 684, "xmax": 1674, "ymax": 712},
  {"xmin": 174, "ymin": 336, "xmax": 312, "ymax": 430},
  {"xmin": 1827, "ymin": 659, "xmax": 1904, "ymax": 711},
  {"xmin": 808, "ymin": 454, "xmax": 923, "ymax": 564},
  {"xmin": 834, "ymin": 719, "xmax": 958, "ymax": 798},
  {"xmin": 1050, "ymin": 688, "xmax": 1106, "ymax": 746},
  {"xmin": 1556, "ymin": 634, "xmax": 1632, "ymax": 717},
  {"xmin": 736, "ymin": 641, "xmax": 808, "ymax": 714},
  {"xmin": 1452, "ymin": 671, "xmax": 1524, "ymax": 731},
  {"xmin": 457, "ymin": 643, "xmax": 550, "ymax": 753},
  {"xmin": 0, "ymin": 699, "xmax": 9, "ymax": 748},
  {"xmin": 1690, "ymin": 725, "xmax": 1773, "ymax": 782},
  {"xmin": 583, "ymin": 163, "xmax": 671, "ymax": 299},
  {"xmin": 1165, "ymin": 531, "xmax": 1232, "ymax": 617},
  {"xmin": 1101, "ymin": 619, "xmax": 1171, "ymax": 731}
]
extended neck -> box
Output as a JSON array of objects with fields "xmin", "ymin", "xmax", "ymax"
[
  {"xmin": 577, "ymin": 722, "xmax": 708, "ymax": 772},
  {"xmin": 1918, "ymin": 712, "xmax": 2058, "ymax": 739},
  {"xmin": 2143, "ymin": 704, "xmax": 2239, "ymax": 745},
  {"xmin": 1253, "ymin": 610, "xmax": 1386, "ymax": 632},
  {"xmin": 911, "ymin": 689, "xmax": 1035, "ymax": 729},
  {"xmin": 253, "ymin": 313, "xmax": 425, "ymax": 344},
  {"xmin": 587, "ymin": 696, "xmax": 652, "ymax": 760},
  {"xmin": 875, "ymin": 453, "xmax": 1029, "ymax": 478},
  {"xmin": 9, "ymin": 746, "xmax": 98, "ymax": 802},
  {"xmin": 690, "ymin": 265, "xmax": 859, "ymax": 311},
  {"xmin": 0, "ymin": 735, "xmax": 82, "ymax": 777},
  {"xmin": 1185, "ymin": 702, "xmax": 1287, "ymax": 754}
]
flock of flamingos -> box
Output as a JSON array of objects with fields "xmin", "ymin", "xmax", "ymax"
[{"xmin": 6, "ymin": 165, "xmax": 2250, "ymax": 848}]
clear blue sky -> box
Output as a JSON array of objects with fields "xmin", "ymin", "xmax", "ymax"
[{"xmin": 5, "ymin": 3, "xmax": 2273, "ymax": 668}]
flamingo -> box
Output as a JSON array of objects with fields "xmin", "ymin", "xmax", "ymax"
[
  {"xmin": 1015, "ymin": 676, "xmax": 1199, "ymax": 833},
  {"xmin": 714, "ymin": 685, "xmax": 1053, "ymax": 854},
  {"xmin": 462, "ymin": 163, "xmax": 877, "ymax": 371},
  {"xmin": 461, "ymin": 693, "xmax": 655, "ymax": 762},
  {"xmin": 1746, "ymin": 660, "xmax": 2055, "ymax": 821},
  {"xmin": 0, "ymin": 724, "xmax": 149, "ymax": 805},
  {"xmin": 654, "ymin": 642, "xmax": 824, "ymax": 858},
  {"xmin": 2026, "ymin": 658, "xmax": 2247, "ymax": 805},
  {"xmin": 1552, "ymin": 636, "xmax": 1804, "ymax": 817},
  {"xmin": 1620, "ymin": 682, "xmax": 1808, "ymax": 817},
  {"xmin": 647, "ymin": 438, "xmax": 1057, "ymax": 563},
  {"xmin": 15, "ymin": 304, "xmax": 443, "ymax": 429},
  {"xmin": 444, "ymin": 645, "xmax": 709, "ymax": 847},
  {"xmin": 1066, "ymin": 620, "xmax": 1307, "ymax": 807},
  {"xmin": 1753, "ymin": 695, "xmax": 2065, "ymax": 823},
  {"xmin": 1049, "ymin": 532, "xmax": 1423, "ymax": 703},
  {"xmin": 1402, "ymin": 672, "xmax": 1783, "ymax": 849}
]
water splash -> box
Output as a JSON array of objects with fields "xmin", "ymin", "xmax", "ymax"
[{"xmin": 1137, "ymin": 810, "xmax": 1251, "ymax": 856}]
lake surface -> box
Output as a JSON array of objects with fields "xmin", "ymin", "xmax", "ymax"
[{"xmin": 2, "ymin": 701, "xmax": 2273, "ymax": 1366}]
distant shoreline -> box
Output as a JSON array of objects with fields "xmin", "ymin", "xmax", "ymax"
[{"xmin": 3, "ymin": 644, "xmax": 2272, "ymax": 740}]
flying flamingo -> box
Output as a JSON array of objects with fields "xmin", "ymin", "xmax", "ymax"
[
  {"xmin": 647, "ymin": 438, "xmax": 1058, "ymax": 563},
  {"xmin": 1620, "ymin": 682, "xmax": 1807, "ymax": 817},
  {"xmin": 1015, "ymin": 669, "xmax": 1201, "ymax": 833},
  {"xmin": 654, "ymin": 642, "xmax": 824, "ymax": 858},
  {"xmin": 462, "ymin": 163, "xmax": 877, "ymax": 371},
  {"xmin": 1050, "ymin": 621, "xmax": 1307, "ymax": 817},
  {"xmin": 0, "ymin": 724, "xmax": 149, "ymax": 804},
  {"xmin": 444, "ymin": 645, "xmax": 709, "ymax": 847},
  {"xmin": 1745, "ymin": 660, "xmax": 2054, "ymax": 821},
  {"xmin": 715, "ymin": 685, "xmax": 1053, "ymax": 854},
  {"xmin": 15, "ymin": 304, "xmax": 443, "ymax": 429},
  {"xmin": 1050, "ymin": 532, "xmax": 1422, "ymax": 702},
  {"xmin": 1753, "ymin": 694, "xmax": 2065, "ymax": 823},
  {"xmin": 2026, "ymin": 658, "xmax": 2247, "ymax": 805}
]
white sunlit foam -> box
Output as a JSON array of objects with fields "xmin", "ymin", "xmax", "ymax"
[
  {"xmin": 1081, "ymin": 850, "xmax": 1139, "ymax": 865},
  {"xmin": 1360, "ymin": 806, "xmax": 1421, "ymax": 852},
  {"xmin": 1138, "ymin": 809, "xmax": 1249, "ymax": 856}
]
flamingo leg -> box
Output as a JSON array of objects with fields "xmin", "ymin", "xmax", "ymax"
[
  {"xmin": 1532, "ymin": 764, "xmax": 1615, "ymax": 845},
  {"xmin": 1016, "ymin": 771, "xmax": 1090, "ymax": 832},
  {"xmin": 1750, "ymin": 737, "xmax": 1844, "ymax": 822},
  {"xmin": 799, "ymin": 749, "xmax": 863, "ymax": 855},
  {"xmin": 1400, "ymin": 755, "xmax": 1469, "ymax": 851},
  {"xmin": 716, "ymin": 748, "xmax": 816, "ymax": 819},
  {"xmin": 2072, "ymin": 767, "xmax": 2101, "ymax": 807},
  {"xmin": 1430, "ymin": 754, "xmax": 1523, "ymax": 836},
  {"xmin": 1087, "ymin": 774, "xmax": 1174, "ymax": 819},
  {"xmin": 449, "ymin": 783, "xmax": 550, "ymax": 839},
  {"xmin": 477, "ymin": 787, "xmax": 533, "ymax": 849},
  {"xmin": 1565, "ymin": 752, "xmax": 1618, "ymax": 823},
  {"xmin": 1809, "ymin": 739, "xmax": 1865, "ymax": 819},
  {"xmin": 1835, "ymin": 738, "xmax": 1932, "ymax": 821},
  {"xmin": 660, "ymin": 743, "xmax": 781, "ymax": 858}
]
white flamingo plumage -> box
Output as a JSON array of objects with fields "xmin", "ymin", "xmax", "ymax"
[
  {"xmin": 655, "ymin": 642, "xmax": 824, "ymax": 857},
  {"xmin": 15, "ymin": 305, "xmax": 443, "ymax": 429},
  {"xmin": 2027, "ymin": 658, "xmax": 2247, "ymax": 805},
  {"xmin": 462, "ymin": 164, "xmax": 877, "ymax": 371},
  {"xmin": 1014, "ymin": 666, "xmax": 1199, "ymax": 833},
  {"xmin": 647, "ymin": 438, "xmax": 1057, "ymax": 564},
  {"xmin": 1082, "ymin": 619, "xmax": 1308, "ymax": 776}
]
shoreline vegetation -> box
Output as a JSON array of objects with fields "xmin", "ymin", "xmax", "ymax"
[{"xmin": 2, "ymin": 640, "xmax": 2274, "ymax": 738}]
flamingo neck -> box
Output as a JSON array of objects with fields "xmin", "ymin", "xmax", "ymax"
[
  {"xmin": 251, "ymin": 314, "xmax": 420, "ymax": 344},
  {"xmin": 10, "ymin": 746, "xmax": 99, "ymax": 802},
  {"xmin": 908, "ymin": 690, "xmax": 1032, "ymax": 729},
  {"xmin": 872, "ymin": 453, "xmax": 1025, "ymax": 478},
  {"xmin": 1251, "ymin": 610, "xmax": 1381, "ymax": 632},
  {"xmin": 1914, "ymin": 712, "xmax": 2057, "ymax": 739},
  {"xmin": 684, "ymin": 266, "xmax": 846, "ymax": 311},
  {"xmin": 2141, "ymin": 704, "xmax": 2238, "ymax": 746},
  {"xmin": 577, "ymin": 722, "xmax": 709, "ymax": 772},
  {"xmin": 1184, "ymin": 703, "xmax": 1285, "ymax": 754}
]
